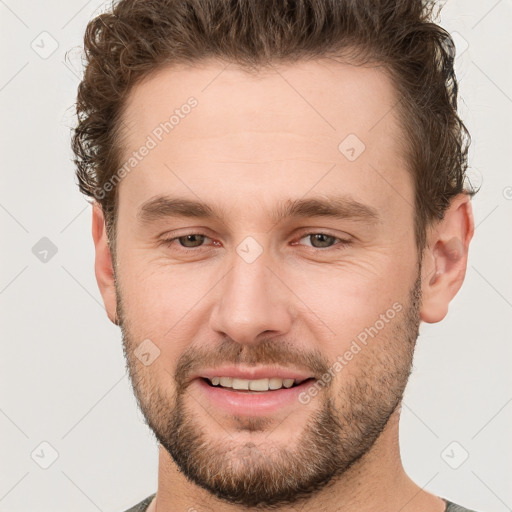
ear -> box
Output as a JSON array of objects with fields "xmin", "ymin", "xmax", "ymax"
[
  {"xmin": 91, "ymin": 202, "xmax": 118, "ymax": 325},
  {"xmin": 420, "ymin": 194, "xmax": 475, "ymax": 323}
]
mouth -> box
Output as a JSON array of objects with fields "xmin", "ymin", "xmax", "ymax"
[
  {"xmin": 192, "ymin": 375, "xmax": 319, "ymax": 416},
  {"xmin": 201, "ymin": 376, "xmax": 315, "ymax": 392}
]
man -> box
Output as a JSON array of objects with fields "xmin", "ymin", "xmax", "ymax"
[{"xmin": 72, "ymin": 0, "xmax": 480, "ymax": 510}]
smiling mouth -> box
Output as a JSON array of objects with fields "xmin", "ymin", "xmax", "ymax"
[{"xmin": 201, "ymin": 376, "xmax": 316, "ymax": 392}]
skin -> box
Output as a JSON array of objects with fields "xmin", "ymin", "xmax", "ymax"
[{"xmin": 92, "ymin": 58, "xmax": 474, "ymax": 511}]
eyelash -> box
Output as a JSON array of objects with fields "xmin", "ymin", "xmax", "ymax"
[{"xmin": 159, "ymin": 231, "xmax": 352, "ymax": 253}]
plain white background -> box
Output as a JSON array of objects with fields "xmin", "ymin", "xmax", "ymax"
[{"xmin": 0, "ymin": 0, "xmax": 511, "ymax": 511}]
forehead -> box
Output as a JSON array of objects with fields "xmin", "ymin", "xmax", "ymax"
[
  {"xmin": 121, "ymin": 57, "xmax": 403, "ymax": 146},
  {"xmin": 117, "ymin": 57, "xmax": 412, "ymax": 225}
]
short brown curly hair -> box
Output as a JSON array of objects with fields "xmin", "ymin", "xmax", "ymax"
[{"xmin": 71, "ymin": 0, "xmax": 477, "ymax": 258}]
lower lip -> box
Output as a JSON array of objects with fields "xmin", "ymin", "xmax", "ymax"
[{"xmin": 191, "ymin": 378, "xmax": 316, "ymax": 416}]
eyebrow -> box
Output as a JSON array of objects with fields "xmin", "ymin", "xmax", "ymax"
[{"xmin": 137, "ymin": 194, "xmax": 382, "ymax": 227}]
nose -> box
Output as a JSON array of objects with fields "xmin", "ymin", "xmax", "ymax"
[{"xmin": 209, "ymin": 246, "xmax": 293, "ymax": 345}]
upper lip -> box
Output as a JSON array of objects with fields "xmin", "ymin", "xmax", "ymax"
[{"xmin": 191, "ymin": 366, "xmax": 315, "ymax": 383}]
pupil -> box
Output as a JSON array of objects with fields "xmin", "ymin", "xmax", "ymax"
[
  {"xmin": 312, "ymin": 234, "xmax": 333, "ymax": 248},
  {"xmin": 180, "ymin": 234, "xmax": 204, "ymax": 247}
]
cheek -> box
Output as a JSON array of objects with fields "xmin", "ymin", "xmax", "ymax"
[
  {"xmin": 283, "ymin": 258, "xmax": 409, "ymax": 353},
  {"xmin": 290, "ymin": 256, "xmax": 402, "ymax": 309},
  {"xmin": 118, "ymin": 257, "xmax": 215, "ymax": 344}
]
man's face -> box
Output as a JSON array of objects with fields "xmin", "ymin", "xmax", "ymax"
[{"xmin": 114, "ymin": 58, "xmax": 423, "ymax": 507}]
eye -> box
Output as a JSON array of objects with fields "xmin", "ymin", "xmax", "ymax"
[
  {"xmin": 159, "ymin": 231, "xmax": 352, "ymax": 253},
  {"xmin": 176, "ymin": 234, "xmax": 209, "ymax": 248},
  {"xmin": 294, "ymin": 232, "xmax": 352, "ymax": 251},
  {"xmin": 160, "ymin": 233, "xmax": 216, "ymax": 251}
]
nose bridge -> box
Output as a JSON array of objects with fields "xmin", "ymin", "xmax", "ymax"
[{"xmin": 209, "ymin": 241, "xmax": 292, "ymax": 344}]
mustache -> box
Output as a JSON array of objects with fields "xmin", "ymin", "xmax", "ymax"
[{"xmin": 174, "ymin": 337, "xmax": 331, "ymax": 389}]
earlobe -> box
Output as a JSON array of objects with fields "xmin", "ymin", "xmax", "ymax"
[
  {"xmin": 419, "ymin": 194, "xmax": 475, "ymax": 324},
  {"xmin": 91, "ymin": 202, "xmax": 118, "ymax": 325}
]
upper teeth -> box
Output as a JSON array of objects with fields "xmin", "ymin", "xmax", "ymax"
[{"xmin": 209, "ymin": 377, "xmax": 298, "ymax": 391}]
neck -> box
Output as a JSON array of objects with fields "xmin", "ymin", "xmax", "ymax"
[{"xmin": 147, "ymin": 406, "xmax": 446, "ymax": 512}]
